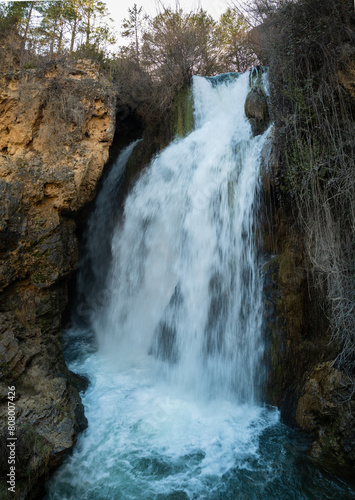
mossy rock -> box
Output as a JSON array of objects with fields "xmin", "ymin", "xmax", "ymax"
[
  {"xmin": 296, "ymin": 362, "xmax": 355, "ymax": 476},
  {"xmin": 172, "ymin": 85, "xmax": 193, "ymax": 138},
  {"xmin": 245, "ymin": 86, "xmax": 270, "ymax": 136}
]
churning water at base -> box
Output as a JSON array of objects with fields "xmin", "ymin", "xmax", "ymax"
[{"xmin": 45, "ymin": 73, "xmax": 355, "ymax": 499}]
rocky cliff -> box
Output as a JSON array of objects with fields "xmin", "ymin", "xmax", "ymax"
[
  {"xmin": 260, "ymin": 110, "xmax": 355, "ymax": 480},
  {"xmin": 248, "ymin": 0, "xmax": 355, "ymax": 477},
  {"xmin": 261, "ymin": 186, "xmax": 355, "ymax": 476},
  {"xmin": 0, "ymin": 59, "xmax": 116, "ymax": 499}
]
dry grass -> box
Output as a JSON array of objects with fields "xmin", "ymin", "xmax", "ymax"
[{"xmin": 39, "ymin": 80, "xmax": 87, "ymax": 153}]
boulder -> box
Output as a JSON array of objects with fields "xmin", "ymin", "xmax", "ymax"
[{"xmin": 245, "ymin": 85, "xmax": 270, "ymax": 136}]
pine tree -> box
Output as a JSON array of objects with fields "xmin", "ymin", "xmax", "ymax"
[
  {"xmin": 121, "ymin": 4, "xmax": 146, "ymax": 64},
  {"xmin": 216, "ymin": 7, "xmax": 257, "ymax": 72}
]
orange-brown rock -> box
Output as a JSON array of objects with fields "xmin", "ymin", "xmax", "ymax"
[{"xmin": 0, "ymin": 59, "xmax": 116, "ymax": 499}]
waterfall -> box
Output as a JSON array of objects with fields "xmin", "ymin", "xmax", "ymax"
[
  {"xmin": 74, "ymin": 140, "xmax": 140, "ymax": 326},
  {"xmin": 94, "ymin": 72, "xmax": 266, "ymax": 403},
  {"xmin": 45, "ymin": 72, "xmax": 355, "ymax": 500}
]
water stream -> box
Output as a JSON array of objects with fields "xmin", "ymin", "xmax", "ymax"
[{"xmin": 45, "ymin": 73, "xmax": 354, "ymax": 499}]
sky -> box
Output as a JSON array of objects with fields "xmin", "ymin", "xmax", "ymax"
[
  {"xmin": 0, "ymin": 0, "xmax": 233, "ymax": 48},
  {"xmin": 104, "ymin": 0, "xmax": 231, "ymax": 43}
]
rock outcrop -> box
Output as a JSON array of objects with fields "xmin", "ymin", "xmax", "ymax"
[
  {"xmin": 245, "ymin": 85, "xmax": 269, "ymax": 136},
  {"xmin": 245, "ymin": 67, "xmax": 270, "ymax": 136},
  {"xmin": 261, "ymin": 136, "xmax": 355, "ymax": 476},
  {"xmin": 296, "ymin": 362, "xmax": 355, "ymax": 476},
  {"xmin": 0, "ymin": 59, "xmax": 116, "ymax": 499}
]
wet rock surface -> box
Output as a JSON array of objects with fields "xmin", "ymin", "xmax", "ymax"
[{"xmin": 245, "ymin": 85, "xmax": 270, "ymax": 136}]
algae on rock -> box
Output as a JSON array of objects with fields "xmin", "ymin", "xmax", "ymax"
[{"xmin": 172, "ymin": 84, "xmax": 193, "ymax": 139}]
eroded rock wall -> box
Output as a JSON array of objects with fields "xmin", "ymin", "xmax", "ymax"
[
  {"xmin": 261, "ymin": 135, "xmax": 355, "ymax": 478},
  {"xmin": 0, "ymin": 59, "xmax": 116, "ymax": 499},
  {"xmin": 251, "ymin": 3, "xmax": 355, "ymax": 475}
]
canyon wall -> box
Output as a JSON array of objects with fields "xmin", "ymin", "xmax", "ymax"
[
  {"xmin": 0, "ymin": 59, "xmax": 116, "ymax": 499},
  {"xmin": 259, "ymin": 92, "xmax": 355, "ymax": 480},
  {"xmin": 247, "ymin": 2, "xmax": 355, "ymax": 476}
]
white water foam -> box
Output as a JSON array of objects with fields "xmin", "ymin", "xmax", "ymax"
[
  {"xmin": 45, "ymin": 342, "xmax": 279, "ymax": 499},
  {"xmin": 94, "ymin": 72, "xmax": 268, "ymax": 403},
  {"xmin": 46, "ymin": 72, "xmax": 281, "ymax": 499}
]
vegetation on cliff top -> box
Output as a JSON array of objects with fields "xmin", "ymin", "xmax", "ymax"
[{"xmin": 0, "ymin": 1, "xmax": 258, "ymax": 131}]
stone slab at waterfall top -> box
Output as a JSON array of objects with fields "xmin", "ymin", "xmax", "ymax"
[{"xmin": 0, "ymin": 59, "xmax": 116, "ymax": 500}]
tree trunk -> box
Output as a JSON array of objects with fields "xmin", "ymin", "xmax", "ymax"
[
  {"xmin": 86, "ymin": 11, "xmax": 90, "ymax": 45},
  {"xmin": 70, "ymin": 16, "xmax": 78, "ymax": 54},
  {"xmin": 135, "ymin": 22, "xmax": 139, "ymax": 63},
  {"xmin": 58, "ymin": 19, "xmax": 64, "ymax": 54},
  {"xmin": 50, "ymin": 18, "xmax": 58, "ymax": 58},
  {"xmin": 21, "ymin": 1, "xmax": 35, "ymax": 60}
]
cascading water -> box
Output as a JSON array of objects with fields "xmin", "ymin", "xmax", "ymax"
[
  {"xmin": 45, "ymin": 73, "xmax": 354, "ymax": 500},
  {"xmin": 75, "ymin": 139, "xmax": 141, "ymax": 320},
  {"xmin": 95, "ymin": 72, "xmax": 264, "ymax": 403}
]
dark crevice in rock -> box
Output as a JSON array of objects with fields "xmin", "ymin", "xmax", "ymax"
[{"xmin": 62, "ymin": 107, "xmax": 142, "ymax": 332}]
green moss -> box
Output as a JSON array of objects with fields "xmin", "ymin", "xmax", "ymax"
[
  {"xmin": 276, "ymin": 297, "xmax": 284, "ymax": 310},
  {"xmin": 278, "ymin": 250, "xmax": 294, "ymax": 286},
  {"xmin": 36, "ymin": 317, "xmax": 52, "ymax": 331},
  {"xmin": 22, "ymin": 61, "xmax": 38, "ymax": 70},
  {"xmin": 32, "ymin": 271, "xmax": 45, "ymax": 284},
  {"xmin": 275, "ymin": 364, "xmax": 283, "ymax": 385},
  {"xmin": 172, "ymin": 85, "xmax": 193, "ymax": 138},
  {"xmin": 35, "ymin": 217, "xmax": 45, "ymax": 226},
  {"xmin": 55, "ymin": 403, "xmax": 67, "ymax": 421}
]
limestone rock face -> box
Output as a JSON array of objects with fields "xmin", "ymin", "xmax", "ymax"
[
  {"xmin": 296, "ymin": 362, "xmax": 355, "ymax": 475},
  {"xmin": 0, "ymin": 59, "xmax": 116, "ymax": 499}
]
